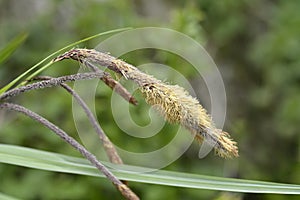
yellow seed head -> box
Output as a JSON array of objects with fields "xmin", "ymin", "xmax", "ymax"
[
  {"xmin": 113, "ymin": 60, "xmax": 238, "ymax": 158},
  {"xmin": 55, "ymin": 48, "xmax": 239, "ymax": 158}
]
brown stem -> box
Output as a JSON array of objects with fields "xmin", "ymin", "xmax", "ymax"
[
  {"xmin": 0, "ymin": 73, "xmax": 103, "ymax": 101},
  {"xmin": 84, "ymin": 61, "xmax": 138, "ymax": 105},
  {"xmin": 0, "ymin": 102, "xmax": 139, "ymax": 200},
  {"xmin": 31, "ymin": 76, "xmax": 123, "ymax": 165}
]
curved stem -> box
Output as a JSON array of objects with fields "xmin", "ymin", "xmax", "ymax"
[
  {"xmin": 61, "ymin": 82, "xmax": 124, "ymax": 164},
  {"xmin": 0, "ymin": 102, "xmax": 139, "ymax": 200},
  {"xmin": 31, "ymin": 75, "xmax": 124, "ymax": 165},
  {"xmin": 0, "ymin": 72, "xmax": 137, "ymax": 105},
  {"xmin": 0, "ymin": 73, "xmax": 103, "ymax": 101}
]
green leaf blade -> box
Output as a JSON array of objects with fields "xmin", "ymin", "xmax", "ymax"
[
  {"xmin": 0, "ymin": 192, "xmax": 21, "ymax": 200},
  {"xmin": 0, "ymin": 144, "xmax": 299, "ymax": 194},
  {"xmin": 0, "ymin": 28, "xmax": 131, "ymax": 95},
  {"xmin": 0, "ymin": 32, "xmax": 28, "ymax": 64}
]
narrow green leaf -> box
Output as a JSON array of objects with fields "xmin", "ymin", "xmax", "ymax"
[
  {"xmin": 0, "ymin": 32, "xmax": 28, "ymax": 64},
  {"xmin": 0, "ymin": 28, "xmax": 131, "ymax": 95},
  {"xmin": 0, "ymin": 192, "xmax": 20, "ymax": 200},
  {"xmin": 0, "ymin": 144, "xmax": 299, "ymax": 194}
]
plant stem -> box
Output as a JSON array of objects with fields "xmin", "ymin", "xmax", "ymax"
[
  {"xmin": 0, "ymin": 102, "xmax": 139, "ymax": 200},
  {"xmin": 84, "ymin": 61, "xmax": 137, "ymax": 105},
  {"xmin": 0, "ymin": 72, "xmax": 137, "ymax": 106},
  {"xmin": 0, "ymin": 73, "xmax": 103, "ymax": 101},
  {"xmin": 32, "ymin": 76, "xmax": 123, "ymax": 165}
]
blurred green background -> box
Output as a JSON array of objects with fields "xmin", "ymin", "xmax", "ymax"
[{"xmin": 0, "ymin": 0, "xmax": 299, "ymax": 199}]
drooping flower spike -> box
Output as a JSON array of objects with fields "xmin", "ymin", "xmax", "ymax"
[{"xmin": 54, "ymin": 48, "xmax": 238, "ymax": 158}]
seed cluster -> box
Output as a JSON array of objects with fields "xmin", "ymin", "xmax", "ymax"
[{"xmin": 54, "ymin": 48, "xmax": 238, "ymax": 158}]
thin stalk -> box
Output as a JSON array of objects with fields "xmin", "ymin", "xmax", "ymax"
[
  {"xmin": 61, "ymin": 82, "xmax": 124, "ymax": 164},
  {"xmin": 0, "ymin": 28, "xmax": 131, "ymax": 94},
  {"xmin": 0, "ymin": 73, "xmax": 103, "ymax": 101},
  {"xmin": 0, "ymin": 103, "xmax": 139, "ymax": 200},
  {"xmin": 0, "ymin": 72, "xmax": 136, "ymax": 106},
  {"xmin": 32, "ymin": 76, "xmax": 123, "ymax": 165},
  {"xmin": 83, "ymin": 61, "xmax": 137, "ymax": 105}
]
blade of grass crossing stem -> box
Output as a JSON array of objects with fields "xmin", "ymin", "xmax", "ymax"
[{"xmin": 0, "ymin": 144, "xmax": 299, "ymax": 194}]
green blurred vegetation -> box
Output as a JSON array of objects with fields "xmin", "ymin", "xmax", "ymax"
[{"xmin": 0, "ymin": 0, "xmax": 299, "ymax": 199}]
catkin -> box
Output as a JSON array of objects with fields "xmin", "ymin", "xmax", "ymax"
[{"xmin": 54, "ymin": 49, "xmax": 238, "ymax": 158}]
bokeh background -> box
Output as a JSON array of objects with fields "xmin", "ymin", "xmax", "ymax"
[{"xmin": 0, "ymin": 0, "xmax": 299, "ymax": 199}]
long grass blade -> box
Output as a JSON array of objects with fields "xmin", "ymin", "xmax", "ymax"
[
  {"xmin": 0, "ymin": 144, "xmax": 299, "ymax": 194},
  {"xmin": 0, "ymin": 32, "xmax": 28, "ymax": 64},
  {"xmin": 0, "ymin": 192, "xmax": 20, "ymax": 200},
  {"xmin": 0, "ymin": 28, "xmax": 131, "ymax": 94}
]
